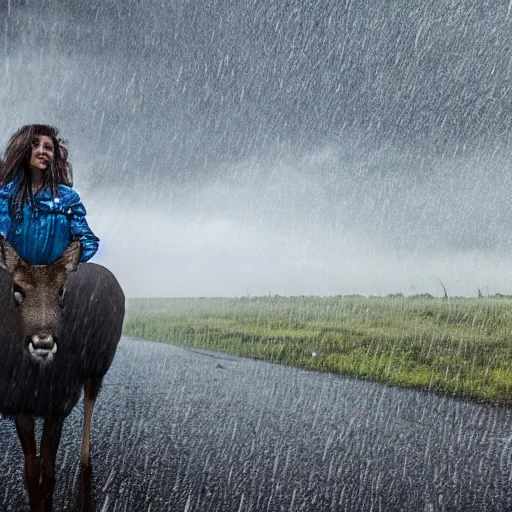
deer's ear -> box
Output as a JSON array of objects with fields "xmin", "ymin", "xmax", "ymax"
[
  {"xmin": 56, "ymin": 240, "xmax": 82, "ymax": 273},
  {"xmin": 0, "ymin": 237, "xmax": 20, "ymax": 274}
]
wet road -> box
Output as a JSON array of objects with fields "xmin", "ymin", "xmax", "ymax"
[{"xmin": 0, "ymin": 337, "xmax": 512, "ymax": 511}]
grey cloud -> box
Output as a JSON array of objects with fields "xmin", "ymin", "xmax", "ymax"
[{"xmin": 1, "ymin": 0, "xmax": 512, "ymax": 296}]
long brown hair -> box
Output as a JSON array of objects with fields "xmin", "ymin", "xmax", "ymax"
[{"xmin": 0, "ymin": 124, "xmax": 73, "ymax": 211}]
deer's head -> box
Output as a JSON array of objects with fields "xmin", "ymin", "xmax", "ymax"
[{"xmin": 0, "ymin": 238, "xmax": 81, "ymax": 364}]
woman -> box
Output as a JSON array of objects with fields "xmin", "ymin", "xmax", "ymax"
[{"xmin": 0, "ymin": 124, "xmax": 99, "ymax": 265}]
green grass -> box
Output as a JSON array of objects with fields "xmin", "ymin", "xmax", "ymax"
[{"xmin": 123, "ymin": 296, "xmax": 512, "ymax": 405}]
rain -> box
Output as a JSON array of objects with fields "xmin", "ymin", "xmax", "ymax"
[
  {"xmin": 1, "ymin": 0, "xmax": 512, "ymax": 510},
  {"xmin": 1, "ymin": 0, "xmax": 512, "ymax": 297}
]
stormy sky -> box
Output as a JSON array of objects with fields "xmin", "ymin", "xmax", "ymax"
[{"xmin": 1, "ymin": 0, "xmax": 512, "ymax": 297}]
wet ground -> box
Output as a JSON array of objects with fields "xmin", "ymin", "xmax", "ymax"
[{"xmin": 0, "ymin": 336, "xmax": 511, "ymax": 511}]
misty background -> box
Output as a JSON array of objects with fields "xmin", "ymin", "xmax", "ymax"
[{"xmin": 1, "ymin": 0, "xmax": 512, "ymax": 297}]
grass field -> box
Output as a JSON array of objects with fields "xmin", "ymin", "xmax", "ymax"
[{"xmin": 123, "ymin": 295, "xmax": 512, "ymax": 405}]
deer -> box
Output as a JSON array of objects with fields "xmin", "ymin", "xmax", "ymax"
[{"xmin": 0, "ymin": 237, "xmax": 125, "ymax": 511}]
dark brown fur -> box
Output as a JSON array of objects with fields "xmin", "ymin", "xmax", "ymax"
[{"xmin": 0, "ymin": 240, "xmax": 125, "ymax": 511}]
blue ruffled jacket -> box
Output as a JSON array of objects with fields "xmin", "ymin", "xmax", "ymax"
[{"xmin": 0, "ymin": 177, "xmax": 99, "ymax": 265}]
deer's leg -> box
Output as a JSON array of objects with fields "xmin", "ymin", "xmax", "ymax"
[
  {"xmin": 14, "ymin": 414, "xmax": 39, "ymax": 510},
  {"xmin": 38, "ymin": 416, "xmax": 64, "ymax": 512},
  {"xmin": 76, "ymin": 462, "xmax": 92, "ymax": 512},
  {"xmin": 81, "ymin": 377, "xmax": 103, "ymax": 468}
]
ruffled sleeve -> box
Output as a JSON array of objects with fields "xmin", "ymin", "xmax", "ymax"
[{"xmin": 65, "ymin": 189, "xmax": 100, "ymax": 263}]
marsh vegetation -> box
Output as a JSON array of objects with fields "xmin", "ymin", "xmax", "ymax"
[{"xmin": 124, "ymin": 296, "xmax": 512, "ymax": 405}]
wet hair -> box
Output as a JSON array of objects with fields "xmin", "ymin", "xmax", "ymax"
[{"xmin": 0, "ymin": 124, "xmax": 73, "ymax": 211}]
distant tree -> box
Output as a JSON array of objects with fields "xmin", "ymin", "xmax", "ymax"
[{"xmin": 411, "ymin": 293, "xmax": 434, "ymax": 299}]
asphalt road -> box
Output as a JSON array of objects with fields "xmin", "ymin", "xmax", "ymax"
[{"xmin": 0, "ymin": 337, "xmax": 512, "ymax": 511}]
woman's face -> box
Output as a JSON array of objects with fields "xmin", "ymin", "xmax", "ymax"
[{"xmin": 29, "ymin": 135, "xmax": 54, "ymax": 172}]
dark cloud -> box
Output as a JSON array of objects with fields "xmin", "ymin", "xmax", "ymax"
[{"xmin": 3, "ymin": 0, "xmax": 512, "ymax": 160}]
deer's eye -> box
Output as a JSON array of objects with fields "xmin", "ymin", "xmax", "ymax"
[{"xmin": 13, "ymin": 283, "xmax": 25, "ymax": 306}]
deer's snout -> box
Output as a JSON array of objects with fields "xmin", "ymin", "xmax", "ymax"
[{"xmin": 27, "ymin": 334, "xmax": 58, "ymax": 362}]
